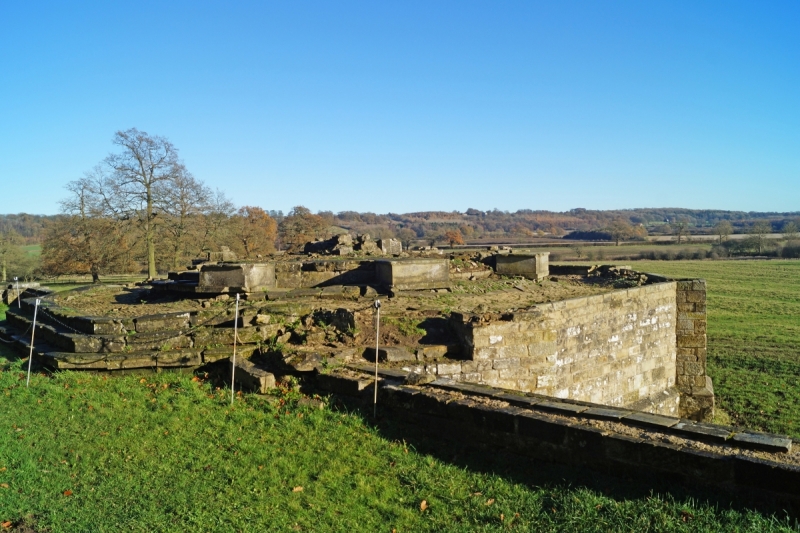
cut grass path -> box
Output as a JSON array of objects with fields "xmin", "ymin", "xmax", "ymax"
[{"xmin": 635, "ymin": 260, "xmax": 800, "ymax": 438}]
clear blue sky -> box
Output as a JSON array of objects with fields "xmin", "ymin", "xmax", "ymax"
[{"xmin": 1, "ymin": 1, "xmax": 798, "ymax": 215}]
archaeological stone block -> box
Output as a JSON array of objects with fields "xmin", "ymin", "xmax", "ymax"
[
  {"xmin": 495, "ymin": 253, "xmax": 550, "ymax": 281},
  {"xmin": 198, "ymin": 263, "xmax": 276, "ymax": 293},
  {"xmin": 375, "ymin": 258, "xmax": 449, "ymax": 290}
]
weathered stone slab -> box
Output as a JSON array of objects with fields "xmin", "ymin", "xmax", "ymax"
[
  {"xmin": 582, "ymin": 407, "xmax": 631, "ymax": 421},
  {"xmin": 134, "ymin": 313, "xmax": 191, "ymax": 333},
  {"xmin": 671, "ymin": 421, "xmax": 731, "ymax": 443},
  {"xmin": 535, "ymin": 400, "xmax": 588, "ymax": 415},
  {"xmin": 493, "ymin": 391, "xmax": 544, "ymax": 409},
  {"xmin": 199, "ymin": 263, "xmax": 276, "ymax": 293},
  {"xmin": 375, "ymin": 259, "xmax": 449, "ymax": 290},
  {"xmin": 233, "ymin": 359, "xmax": 276, "ymax": 393},
  {"xmin": 363, "ymin": 346, "xmax": 415, "ymax": 362},
  {"xmin": 622, "ymin": 412, "xmax": 680, "ymax": 429},
  {"xmin": 495, "ymin": 253, "xmax": 550, "ymax": 281},
  {"xmin": 731, "ymin": 432, "xmax": 792, "ymax": 453},
  {"xmin": 316, "ymin": 373, "xmax": 374, "ymax": 396}
]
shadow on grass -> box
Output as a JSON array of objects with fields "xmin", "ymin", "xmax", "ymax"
[{"xmin": 332, "ymin": 394, "xmax": 799, "ymax": 525}]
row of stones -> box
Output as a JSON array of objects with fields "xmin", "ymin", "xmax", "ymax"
[{"xmin": 7, "ymin": 309, "xmax": 283, "ymax": 354}]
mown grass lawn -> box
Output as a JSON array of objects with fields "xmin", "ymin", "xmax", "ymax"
[{"xmin": 634, "ymin": 260, "xmax": 800, "ymax": 439}]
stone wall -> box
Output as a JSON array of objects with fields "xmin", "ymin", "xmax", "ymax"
[
  {"xmin": 448, "ymin": 282, "xmax": 680, "ymax": 416},
  {"xmin": 675, "ymin": 280, "xmax": 714, "ymax": 420}
]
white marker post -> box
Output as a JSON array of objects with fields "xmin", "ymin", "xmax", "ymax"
[
  {"xmin": 26, "ymin": 298, "xmax": 40, "ymax": 387},
  {"xmin": 373, "ymin": 299, "xmax": 381, "ymax": 418},
  {"xmin": 231, "ymin": 293, "xmax": 240, "ymax": 405},
  {"xmin": 14, "ymin": 277, "xmax": 20, "ymax": 308}
]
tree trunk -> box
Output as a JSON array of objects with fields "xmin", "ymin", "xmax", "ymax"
[{"xmin": 146, "ymin": 185, "xmax": 157, "ymax": 279}]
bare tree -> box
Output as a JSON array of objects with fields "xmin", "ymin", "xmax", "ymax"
[
  {"xmin": 97, "ymin": 128, "xmax": 184, "ymax": 279},
  {"xmin": 671, "ymin": 220, "xmax": 689, "ymax": 244},
  {"xmin": 713, "ymin": 221, "xmax": 733, "ymax": 243},
  {"xmin": 197, "ymin": 189, "xmax": 236, "ymax": 253},
  {"xmin": 782, "ymin": 221, "xmax": 798, "ymax": 242},
  {"xmin": 159, "ymin": 169, "xmax": 211, "ymax": 268},
  {"xmin": 750, "ymin": 220, "xmax": 772, "ymax": 254}
]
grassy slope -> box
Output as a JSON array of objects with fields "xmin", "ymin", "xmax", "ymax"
[
  {"xmin": 635, "ymin": 260, "xmax": 800, "ymax": 437},
  {"xmin": 0, "ymin": 366, "xmax": 794, "ymax": 532}
]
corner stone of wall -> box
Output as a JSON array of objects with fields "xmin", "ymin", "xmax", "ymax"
[{"xmin": 675, "ymin": 280, "xmax": 714, "ymax": 422}]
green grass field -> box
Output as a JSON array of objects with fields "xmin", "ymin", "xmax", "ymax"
[
  {"xmin": 633, "ymin": 260, "xmax": 800, "ymax": 438},
  {"xmin": 1, "ymin": 261, "xmax": 800, "ymax": 530}
]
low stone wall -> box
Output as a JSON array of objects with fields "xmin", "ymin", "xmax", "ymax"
[
  {"xmin": 449, "ymin": 282, "xmax": 680, "ymax": 416},
  {"xmin": 375, "ymin": 379, "xmax": 800, "ymax": 513}
]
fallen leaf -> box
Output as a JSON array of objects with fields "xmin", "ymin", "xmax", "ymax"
[
  {"xmin": 258, "ymin": 465, "xmax": 263, "ymax": 470},
  {"xmin": 139, "ymin": 378, "xmax": 146, "ymax": 384},
  {"xmin": 680, "ymin": 510, "xmax": 694, "ymax": 522},
  {"xmin": 191, "ymin": 376, "xmax": 201, "ymax": 382},
  {"xmin": 486, "ymin": 498, "xmax": 495, "ymax": 506},
  {"xmin": 292, "ymin": 486, "xmax": 303, "ymax": 492},
  {"xmin": 0, "ymin": 467, "xmax": 6, "ymax": 472},
  {"xmin": 63, "ymin": 489, "xmax": 73, "ymax": 496},
  {"xmin": 420, "ymin": 500, "xmax": 428, "ymax": 511},
  {"xmin": 2, "ymin": 521, "xmax": 12, "ymax": 529},
  {"xmin": 500, "ymin": 513, "xmax": 505, "ymax": 522},
  {"xmin": 472, "ymin": 491, "xmax": 482, "ymax": 496},
  {"xmin": 0, "ymin": 484, "xmax": 8, "ymax": 489},
  {"xmin": 595, "ymin": 504, "xmax": 603, "ymax": 510}
]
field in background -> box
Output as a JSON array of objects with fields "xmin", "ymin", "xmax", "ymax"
[{"xmin": 631, "ymin": 260, "xmax": 800, "ymax": 438}]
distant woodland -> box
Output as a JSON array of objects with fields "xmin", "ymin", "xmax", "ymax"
[{"xmin": 2, "ymin": 128, "xmax": 798, "ymax": 282}]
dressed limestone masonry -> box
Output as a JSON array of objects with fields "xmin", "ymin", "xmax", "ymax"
[{"xmin": 0, "ymin": 246, "xmax": 713, "ymax": 421}]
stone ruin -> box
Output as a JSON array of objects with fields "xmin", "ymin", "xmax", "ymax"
[
  {"xmin": 5, "ymin": 240, "xmax": 800, "ymax": 508},
  {"xmin": 303, "ymin": 233, "xmax": 402, "ymax": 256},
  {"xmin": 1, "ymin": 246, "xmax": 714, "ymax": 423}
]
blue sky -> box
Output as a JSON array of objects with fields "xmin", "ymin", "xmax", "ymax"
[{"xmin": 1, "ymin": 1, "xmax": 798, "ymax": 215}]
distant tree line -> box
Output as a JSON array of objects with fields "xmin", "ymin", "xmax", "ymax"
[{"xmin": 2, "ymin": 129, "xmax": 800, "ymax": 281}]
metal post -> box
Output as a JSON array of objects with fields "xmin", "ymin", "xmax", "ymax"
[
  {"xmin": 231, "ymin": 293, "xmax": 240, "ymax": 405},
  {"xmin": 373, "ymin": 299, "xmax": 381, "ymax": 418},
  {"xmin": 26, "ymin": 299, "xmax": 40, "ymax": 387},
  {"xmin": 14, "ymin": 277, "xmax": 20, "ymax": 308}
]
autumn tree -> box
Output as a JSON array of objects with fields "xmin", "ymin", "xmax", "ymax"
[
  {"xmin": 278, "ymin": 206, "xmax": 327, "ymax": 251},
  {"xmin": 713, "ymin": 221, "xmax": 733, "ymax": 243},
  {"xmin": 94, "ymin": 128, "xmax": 186, "ymax": 279},
  {"xmin": 231, "ymin": 206, "xmax": 277, "ymax": 258},
  {"xmin": 444, "ymin": 229, "xmax": 465, "ymax": 247},
  {"xmin": 42, "ymin": 179, "xmax": 136, "ymax": 282},
  {"xmin": 607, "ymin": 219, "xmax": 633, "ymax": 246}
]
